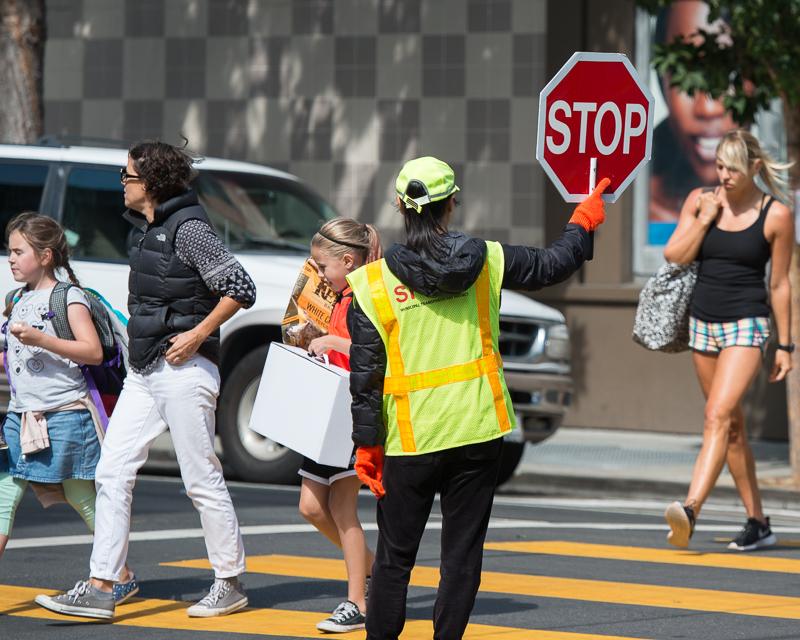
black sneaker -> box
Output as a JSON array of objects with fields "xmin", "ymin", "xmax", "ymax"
[
  {"xmin": 728, "ymin": 517, "xmax": 777, "ymax": 551},
  {"xmin": 316, "ymin": 600, "xmax": 365, "ymax": 633},
  {"xmin": 665, "ymin": 501, "xmax": 696, "ymax": 549}
]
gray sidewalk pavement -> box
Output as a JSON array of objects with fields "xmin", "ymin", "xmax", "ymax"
[{"xmin": 508, "ymin": 427, "xmax": 799, "ymax": 502}]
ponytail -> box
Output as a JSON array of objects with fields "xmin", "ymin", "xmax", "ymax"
[
  {"xmin": 398, "ymin": 180, "xmax": 453, "ymax": 260},
  {"xmin": 363, "ymin": 224, "xmax": 382, "ymax": 262},
  {"xmin": 758, "ymin": 157, "xmax": 792, "ymax": 204},
  {"xmin": 716, "ymin": 129, "xmax": 793, "ymax": 203},
  {"xmin": 63, "ymin": 262, "xmax": 82, "ymax": 288}
]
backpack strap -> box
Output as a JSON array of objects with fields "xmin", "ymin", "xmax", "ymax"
[
  {"xmin": 2, "ymin": 287, "xmax": 25, "ymax": 340},
  {"xmin": 48, "ymin": 281, "xmax": 75, "ymax": 341},
  {"xmin": 3, "ymin": 287, "xmax": 25, "ymax": 398}
]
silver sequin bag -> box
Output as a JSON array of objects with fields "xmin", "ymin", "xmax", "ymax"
[{"xmin": 632, "ymin": 262, "xmax": 698, "ymax": 353}]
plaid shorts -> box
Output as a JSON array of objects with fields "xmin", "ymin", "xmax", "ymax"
[{"xmin": 689, "ymin": 316, "xmax": 770, "ymax": 354}]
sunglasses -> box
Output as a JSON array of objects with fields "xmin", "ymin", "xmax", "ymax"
[{"xmin": 119, "ymin": 168, "xmax": 143, "ymax": 184}]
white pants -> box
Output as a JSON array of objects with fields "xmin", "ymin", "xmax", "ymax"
[{"xmin": 90, "ymin": 355, "xmax": 246, "ymax": 581}]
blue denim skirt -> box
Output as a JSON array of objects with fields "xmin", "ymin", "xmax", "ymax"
[{"xmin": 0, "ymin": 410, "xmax": 100, "ymax": 483}]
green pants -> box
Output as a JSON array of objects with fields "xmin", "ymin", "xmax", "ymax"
[{"xmin": 0, "ymin": 472, "xmax": 96, "ymax": 536}]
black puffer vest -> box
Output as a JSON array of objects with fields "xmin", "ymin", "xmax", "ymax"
[{"xmin": 125, "ymin": 190, "xmax": 220, "ymax": 370}]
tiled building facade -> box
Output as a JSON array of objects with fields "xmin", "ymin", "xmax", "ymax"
[
  {"xmin": 43, "ymin": 0, "xmax": 548, "ymax": 245},
  {"xmin": 39, "ymin": 0, "xmax": 788, "ymax": 438}
]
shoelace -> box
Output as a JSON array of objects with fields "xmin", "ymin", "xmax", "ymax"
[
  {"xmin": 742, "ymin": 518, "xmax": 766, "ymax": 539},
  {"xmin": 64, "ymin": 580, "xmax": 92, "ymax": 602},
  {"xmin": 197, "ymin": 580, "xmax": 231, "ymax": 607},
  {"xmin": 330, "ymin": 601, "xmax": 359, "ymax": 623}
]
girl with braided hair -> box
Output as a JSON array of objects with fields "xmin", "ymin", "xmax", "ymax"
[{"xmin": 0, "ymin": 213, "xmax": 137, "ymax": 602}]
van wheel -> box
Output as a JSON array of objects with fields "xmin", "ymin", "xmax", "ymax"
[
  {"xmin": 495, "ymin": 441, "xmax": 525, "ymax": 486},
  {"xmin": 218, "ymin": 346, "xmax": 302, "ymax": 483}
]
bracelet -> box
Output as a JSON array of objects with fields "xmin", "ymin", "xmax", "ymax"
[{"xmin": 776, "ymin": 343, "xmax": 795, "ymax": 353}]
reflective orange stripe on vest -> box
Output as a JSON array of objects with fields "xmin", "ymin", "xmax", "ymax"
[
  {"xmin": 366, "ymin": 259, "xmax": 511, "ymax": 454},
  {"xmin": 366, "ymin": 261, "xmax": 416, "ymax": 452},
  {"xmin": 474, "ymin": 260, "xmax": 512, "ymax": 434},
  {"xmin": 382, "ymin": 352, "xmax": 502, "ymax": 394}
]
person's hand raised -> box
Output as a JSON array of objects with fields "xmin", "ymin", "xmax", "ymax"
[
  {"xmin": 568, "ymin": 178, "xmax": 611, "ymax": 232},
  {"xmin": 695, "ymin": 191, "xmax": 722, "ymax": 227}
]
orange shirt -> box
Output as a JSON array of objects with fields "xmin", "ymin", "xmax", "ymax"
[{"xmin": 326, "ymin": 288, "xmax": 352, "ymax": 371}]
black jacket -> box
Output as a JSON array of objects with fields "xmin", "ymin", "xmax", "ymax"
[
  {"xmin": 125, "ymin": 190, "xmax": 220, "ymax": 370},
  {"xmin": 347, "ymin": 223, "xmax": 592, "ymax": 448}
]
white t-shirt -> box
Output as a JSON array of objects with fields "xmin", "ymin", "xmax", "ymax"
[{"xmin": 6, "ymin": 285, "xmax": 91, "ymax": 412}]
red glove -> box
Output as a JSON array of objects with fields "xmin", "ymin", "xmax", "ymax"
[
  {"xmin": 355, "ymin": 445, "xmax": 385, "ymax": 499},
  {"xmin": 568, "ymin": 177, "xmax": 611, "ymax": 231}
]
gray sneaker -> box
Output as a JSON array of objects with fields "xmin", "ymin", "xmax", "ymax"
[
  {"xmin": 186, "ymin": 578, "xmax": 248, "ymax": 617},
  {"xmin": 35, "ymin": 580, "xmax": 115, "ymax": 620}
]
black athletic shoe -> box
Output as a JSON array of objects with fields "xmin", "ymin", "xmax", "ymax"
[
  {"xmin": 665, "ymin": 501, "xmax": 696, "ymax": 548},
  {"xmin": 728, "ymin": 517, "xmax": 777, "ymax": 551},
  {"xmin": 316, "ymin": 600, "xmax": 366, "ymax": 633}
]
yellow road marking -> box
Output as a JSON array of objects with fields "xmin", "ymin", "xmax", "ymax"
[
  {"xmin": 165, "ymin": 554, "xmax": 800, "ymax": 621},
  {"xmin": 484, "ymin": 540, "xmax": 800, "ymax": 574},
  {"xmin": 0, "ymin": 584, "xmax": 639, "ymax": 640}
]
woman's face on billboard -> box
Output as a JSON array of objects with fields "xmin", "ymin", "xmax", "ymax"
[{"xmin": 662, "ymin": 1, "xmax": 736, "ymax": 184}]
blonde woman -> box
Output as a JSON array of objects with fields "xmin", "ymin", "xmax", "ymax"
[{"xmin": 663, "ymin": 129, "xmax": 794, "ymax": 550}]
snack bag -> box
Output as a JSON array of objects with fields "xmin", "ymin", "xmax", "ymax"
[{"xmin": 281, "ymin": 259, "xmax": 338, "ymax": 350}]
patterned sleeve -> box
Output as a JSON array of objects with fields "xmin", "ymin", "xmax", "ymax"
[{"xmin": 173, "ymin": 219, "xmax": 257, "ymax": 308}]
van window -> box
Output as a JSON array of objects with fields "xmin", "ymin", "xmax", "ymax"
[
  {"xmin": 61, "ymin": 167, "xmax": 129, "ymax": 262},
  {"xmin": 194, "ymin": 171, "xmax": 335, "ymax": 251},
  {"xmin": 0, "ymin": 162, "xmax": 49, "ymax": 246}
]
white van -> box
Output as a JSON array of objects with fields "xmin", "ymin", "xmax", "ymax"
[{"xmin": 0, "ymin": 141, "xmax": 574, "ymax": 485}]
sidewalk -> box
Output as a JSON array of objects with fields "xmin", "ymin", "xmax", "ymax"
[{"xmin": 509, "ymin": 427, "xmax": 798, "ymax": 501}]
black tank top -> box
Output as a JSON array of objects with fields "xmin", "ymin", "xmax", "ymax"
[{"xmin": 691, "ymin": 195, "xmax": 773, "ymax": 322}]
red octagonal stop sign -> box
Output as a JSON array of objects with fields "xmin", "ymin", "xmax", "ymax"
[{"xmin": 536, "ymin": 52, "xmax": 654, "ymax": 203}]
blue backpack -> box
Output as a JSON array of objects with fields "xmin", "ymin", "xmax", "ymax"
[{"xmin": 3, "ymin": 282, "xmax": 128, "ymax": 430}]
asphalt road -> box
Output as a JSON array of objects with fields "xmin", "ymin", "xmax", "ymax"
[{"xmin": 4, "ymin": 476, "xmax": 800, "ymax": 639}]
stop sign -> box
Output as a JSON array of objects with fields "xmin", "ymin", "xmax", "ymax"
[{"xmin": 536, "ymin": 52, "xmax": 654, "ymax": 203}]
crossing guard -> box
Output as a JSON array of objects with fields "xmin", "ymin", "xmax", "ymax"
[{"xmin": 346, "ymin": 156, "xmax": 610, "ymax": 639}]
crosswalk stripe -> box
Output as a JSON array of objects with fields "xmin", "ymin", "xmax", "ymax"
[
  {"xmin": 483, "ymin": 540, "xmax": 800, "ymax": 574},
  {"xmin": 165, "ymin": 554, "xmax": 800, "ymax": 621},
  {"xmin": 0, "ymin": 584, "xmax": 641, "ymax": 640},
  {"xmin": 16, "ymin": 522, "xmax": 800, "ymax": 550},
  {"xmin": 713, "ymin": 537, "xmax": 800, "ymax": 548}
]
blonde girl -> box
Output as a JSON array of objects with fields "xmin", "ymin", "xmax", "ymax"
[
  {"xmin": 0, "ymin": 213, "xmax": 137, "ymax": 601},
  {"xmin": 663, "ymin": 129, "xmax": 794, "ymax": 550},
  {"xmin": 300, "ymin": 217, "xmax": 380, "ymax": 633}
]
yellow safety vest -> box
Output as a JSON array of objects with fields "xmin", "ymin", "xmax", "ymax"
[{"xmin": 347, "ymin": 241, "xmax": 515, "ymax": 456}]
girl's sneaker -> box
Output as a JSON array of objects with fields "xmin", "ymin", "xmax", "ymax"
[
  {"xmin": 113, "ymin": 573, "xmax": 140, "ymax": 604},
  {"xmin": 316, "ymin": 600, "xmax": 366, "ymax": 633},
  {"xmin": 665, "ymin": 501, "xmax": 695, "ymax": 549},
  {"xmin": 728, "ymin": 517, "xmax": 777, "ymax": 551}
]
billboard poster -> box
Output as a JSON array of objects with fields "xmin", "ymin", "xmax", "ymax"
[{"xmin": 633, "ymin": 2, "xmax": 785, "ymax": 276}]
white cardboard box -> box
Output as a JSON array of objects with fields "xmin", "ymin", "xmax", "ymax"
[{"xmin": 248, "ymin": 342, "xmax": 353, "ymax": 467}]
